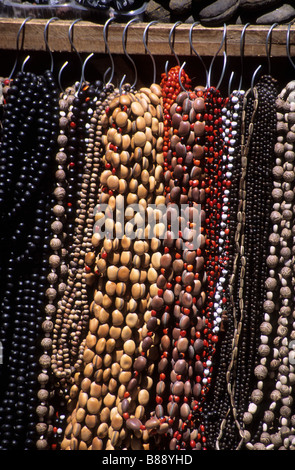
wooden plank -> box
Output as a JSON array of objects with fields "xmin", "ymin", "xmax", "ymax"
[{"xmin": 0, "ymin": 19, "xmax": 294, "ymax": 57}]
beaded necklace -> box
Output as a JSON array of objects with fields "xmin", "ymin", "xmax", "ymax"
[
  {"xmin": 0, "ymin": 69, "xmax": 59, "ymax": 450},
  {"xmin": 186, "ymin": 84, "xmax": 225, "ymax": 449},
  {"xmin": 215, "ymin": 75, "xmax": 277, "ymax": 450},
  {"xmin": 36, "ymin": 83, "xmax": 77, "ymax": 450},
  {"xmin": 204, "ymin": 88, "xmax": 244, "ymax": 449},
  {"xmin": 243, "ymin": 80, "xmax": 295, "ymax": 450},
  {"xmin": 51, "ymin": 81, "xmax": 110, "ymax": 391},
  {"xmin": 128, "ymin": 66, "xmax": 192, "ymax": 451},
  {"xmin": 61, "ymin": 83, "xmax": 165, "ymax": 450},
  {"xmin": 156, "ymin": 87, "xmax": 207, "ymax": 451},
  {"xmin": 214, "ymin": 85, "xmax": 259, "ymax": 450}
]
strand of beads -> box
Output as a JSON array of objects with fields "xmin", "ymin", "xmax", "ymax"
[
  {"xmin": 231, "ymin": 75, "xmax": 277, "ymax": 450},
  {"xmin": 28, "ymin": 70, "xmax": 59, "ymax": 451},
  {"xmin": 67, "ymin": 82, "xmax": 163, "ymax": 449},
  {"xmin": 214, "ymin": 85, "xmax": 259, "ymax": 450},
  {"xmin": 0, "ymin": 69, "xmax": 59, "ymax": 450},
  {"xmin": 161, "ymin": 65, "xmax": 191, "ymax": 179},
  {"xmin": 113, "ymin": 83, "xmax": 166, "ymax": 451},
  {"xmin": 204, "ymin": 88, "xmax": 244, "ymax": 450},
  {"xmin": 51, "ymin": 81, "xmax": 106, "ymax": 392},
  {"xmin": 36, "ymin": 83, "xmax": 77, "ymax": 451},
  {"xmin": 148, "ymin": 67, "xmax": 192, "ymax": 451},
  {"xmin": 243, "ymin": 80, "xmax": 295, "ymax": 450},
  {"xmin": 163, "ymin": 87, "xmax": 208, "ymax": 451},
  {"xmin": 215, "ymin": 75, "xmax": 277, "ymax": 450},
  {"xmin": 53, "ymin": 82, "xmax": 119, "ymax": 450},
  {"xmin": 83, "ymin": 82, "xmax": 116, "ymax": 275},
  {"xmin": 60, "ymin": 84, "xmax": 163, "ymax": 450},
  {"xmin": 0, "ymin": 71, "xmax": 38, "ymax": 449},
  {"xmin": 191, "ymin": 84, "xmax": 225, "ymax": 449}
]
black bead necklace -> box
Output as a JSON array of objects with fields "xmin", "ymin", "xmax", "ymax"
[{"xmin": 0, "ymin": 69, "xmax": 59, "ymax": 450}]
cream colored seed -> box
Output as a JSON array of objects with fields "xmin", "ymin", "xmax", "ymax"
[
  {"xmin": 136, "ymin": 116, "xmax": 146, "ymax": 131},
  {"xmin": 131, "ymin": 101, "xmax": 144, "ymax": 117},
  {"xmin": 133, "ymin": 131, "xmax": 147, "ymax": 147},
  {"xmin": 115, "ymin": 111, "xmax": 128, "ymax": 127}
]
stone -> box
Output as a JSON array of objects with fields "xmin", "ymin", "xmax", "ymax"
[
  {"xmin": 240, "ymin": 0, "xmax": 282, "ymax": 9},
  {"xmin": 169, "ymin": 0, "xmax": 192, "ymax": 16},
  {"xmin": 199, "ymin": 0, "xmax": 240, "ymax": 25},
  {"xmin": 144, "ymin": 0, "xmax": 171, "ymax": 22},
  {"xmin": 256, "ymin": 4, "xmax": 295, "ymax": 24},
  {"xmin": 185, "ymin": 15, "xmax": 195, "ymax": 23}
]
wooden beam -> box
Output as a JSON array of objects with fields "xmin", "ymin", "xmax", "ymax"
[{"xmin": 0, "ymin": 19, "xmax": 294, "ymax": 57}]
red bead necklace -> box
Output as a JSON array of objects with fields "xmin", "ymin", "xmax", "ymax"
[{"xmin": 192, "ymin": 85, "xmax": 226, "ymax": 448}]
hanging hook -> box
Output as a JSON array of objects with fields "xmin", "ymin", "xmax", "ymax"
[
  {"xmin": 44, "ymin": 17, "xmax": 59, "ymax": 73},
  {"xmin": 189, "ymin": 22, "xmax": 208, "ymax": 85},
  {"xmin": 207, "ymin": 23, "xmax": 227, "ymax": 88},
  {"xmin": 216, "ymin": 51, "xmax": 227, "ymax": 90},
  {"xmin": 103, "ymin": 17, "xmax": 115, "ymax": 86},
  {"xmin": 169, "ymin": 21, "xmax": 182, "ymax": 67},
  {"xmin": 266, "ymin": 22, "xmax": 278, "ymax": 75},
  {"xmin": 228, "ymin": 71, "xmax": 235, "ymax": 97},
  {"xmin": 286, "ymin": 21, "xmax": 295, "ymax": 71},
  {"xmin": 68, "ymin": 18, "xmax": 84, "ymax": 90},
  {"xmin": 79, "ymin": 53, "xmax": 94, "ymax": 93},
  {"xmin": 21, "ymin": 55, "xmax": 31, "ymax": 74},
  {"xmin": 165, "ymin": 60, "xmax": 169, "ymax": 77},
  {"xmin": 122, "ymin": 18, "xmax": 139, "ymax": 90},
  {"xmin": 178, "ymin": 62, "xmax": 187, "ymax": 93},
  {"xmin": 103, "ymin": 67, "xmax": 112, "ymax": 87},
  {"xmin": 119, "ymin": 74, "xmax": 127, "ymax": 94},
  {"xmin": 251, "ymin": 64, "xmax": 262, "ymax": 95},
  {"xmin": 58, "ymin": 60, "xmax": 69, "ymax": 94},
  {"xmin": 143, "ymin": 20, "xmax": 158, "ymax": 85},
  {"xmin": 9, "ymin": 16, "xmax": 33, "ymax": 80},
  {"xmin": 68, "ymin": 18, "xmax": 83, "ymax": 69},
  {"xmin": 238, "ymin": 22, "xmax": 250, "ymax": 91}
]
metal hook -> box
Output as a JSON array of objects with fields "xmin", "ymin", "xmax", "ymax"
[
  {"xmin": 228, "ymin": 71, "xmax": 235, "ymax": 97},
  {"xmin": 58, "ymin": 60, "xmax": 69, "ymax": 94},
  {"xmin": 68, "ymin": 18, "xmax": 83, "ymax": 68},
  {"xmin": 287, "ymin": 22, "xmax": 295, "ymax": 71},
  {"xmin": 21, "ymin": 55, "xmax": 31, "ymax": 74},
  {"xmin": 238, "ymin": 22, "xmax": 250, "ymax": 91},
  {"xmin": 79, "ymin": 52, "xmax": 94, "ymax": 93},
  {"xmin": 103, "ymin": 67, "xmax": 112, "ymax": 87},
  {"xmin": 9, "ymin": 16, "xmax": 33, "ymax": 80},
  {"xmin": 189, "ymin": 22, "xmax": 208, "ymax": 84},
  {"xmin": 103, "ymin": 17, "xmax": 115, "ymax": 86},
  {"xmin": 68, "ymin": 18, "xmax": 84, "ymax": 90},
  {"xmin": 216, "ymin": 50, "xmax": 227, "ymax": 90},
  {"xmin": 44, "ymin": 17, "xmax": 59, "ymax": 73},
  {"xmin": 165, "ymin": 60, "xmax": 169, "ymax": 77},
  {"xmin": 143, "ymin": 20, "xmax": 158, "ymax": 85},
  {"xmin": 251, "ymin": 64, "xmax": 262, "ymax": 96},
  {"xmin": 169, "ymin": 21, "xmax": 182, "ymax": 67},
  {"xmin": 266, "ymin": 22, "xmax": 278, "ymax": 75},
  {"xmin": 207, "ymin": 23, "xmax": 227, "ymax": 88},
  {"xmin": 122, "ymin": 18, "xmax": 139, "ymax": 89},
  {"xmin": 178, "ymin": 62, "xmax": 187, "ymax": 93},
  {"xmin": 119, "ymin": 74, "xmax": 127, "ymax": 94}
]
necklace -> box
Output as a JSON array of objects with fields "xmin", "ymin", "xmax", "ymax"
[
  {"xmin": 0, "ymin": 69, "xmax": 59, "ymax": 450},
  {"xmin": 243, "ymin": 79, "xmax": 295, "ymax": 450},
  {"xmin": 204, "ymin": 88, "xmax": 244, "ymax": 449}
]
